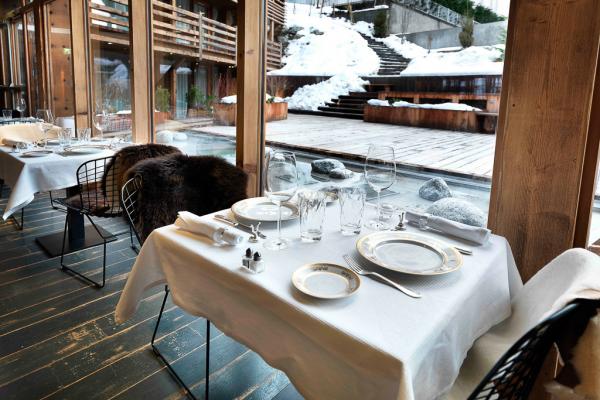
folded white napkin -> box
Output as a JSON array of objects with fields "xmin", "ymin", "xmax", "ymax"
[
  {"xmin": 405, "ymin": 210, "xmax": 491, "ymax": 245},
  {"xmin": 2, "ymin": 138, "xmax": 28, "ymax": 147},
  {"xmin": 175, "ymin": 211, "xmax": 244, "ymax": 245}
]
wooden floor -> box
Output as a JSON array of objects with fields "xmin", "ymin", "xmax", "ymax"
[
  {"xmin": 195, "ymin": 114, "xmax": 497, "ymax": 180},
  {"xmin": 0, "ymin": 189, "xmax": 302, "ymax": 400}
]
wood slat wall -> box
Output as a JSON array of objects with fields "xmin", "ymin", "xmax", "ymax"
[{"xmin": 488, "ymin": 0, "xmax": 600, "ymax": 281}]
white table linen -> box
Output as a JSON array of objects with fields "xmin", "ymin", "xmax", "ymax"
[
  {"xmin": 116, "ymin": 205, "xmax": 521, "ymax": 400},
  {"xmin": 0, "ymin": 145, "xmax": 114, "ymax": 219}
]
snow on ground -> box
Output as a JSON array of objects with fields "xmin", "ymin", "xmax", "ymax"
[
  {"xmin": 270, "ymin": 3, "xmax": 379, "ymax": 76},
  {"xmin": 286, "ymin": 72, "xmax": 369, "ymax": 111},
  {"xmin": 219, "ymin": 94, "xmax": 284, "ymax": 104},
  {"xmin": 367, "ymin": 98, "xmax": 481, "ymax": 111},
  {"xmin": 401, "ymin": 46, "xmax": 504, "ymax": 76},
  {"xmin": 377, "ymin": 35, "xmax": 429, "ymax": 59}
]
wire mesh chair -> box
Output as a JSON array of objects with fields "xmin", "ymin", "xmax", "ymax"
[
  {"xmin": 121, "ymin": 176, "xmax": 211, "ymax": 400},
  {"xmin": 468, "ymin": 298, "xmax": 600, "ymax": 400},
  {"xmin": 56, "ymin": 156, "xmax": 131, "ymax": 288}
]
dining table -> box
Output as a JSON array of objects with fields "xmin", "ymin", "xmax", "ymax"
[
  {"xmin": 0, "ymin": 142, "xmax": 116, "ymax": 256},
  {"xmin": 115, "ymin": 198, "xmax": 522, "ymax": 400}
]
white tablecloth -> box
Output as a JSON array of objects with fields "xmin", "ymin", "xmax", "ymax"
[
  {"xmin": 0, "ymin": 146, "xmax": 114, "ymax": 219},
  {"xmin": 116, "ymin": 205, "xmax": 521, "ymax": 400}
]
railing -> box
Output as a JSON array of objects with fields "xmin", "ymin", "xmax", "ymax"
[
  {"xmin": 88, "ymin": 0, "xmax": 130, "ymax": 45},
  {"xmin": 152, "ymin": 0, "xmax": 202, "ymax": 58},
  {"xmin": 267, "ymin": 40, "xmax": 283, "ymax": 71},
  {"xmin": 268, "ymin": 0, "xmax": 286, "ymax": 26},
  {"xmin": 201, "ymin": 16, "xmax": 237, "ymax": 64}
]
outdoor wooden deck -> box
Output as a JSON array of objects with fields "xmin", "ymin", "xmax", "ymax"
[
  {"xmin": 0, "ymin": 190, "xmax": 302, "ymax": 400},
  {"xmin": 196, "ymin": 114, "xmax": 496, "ymax": 180}
]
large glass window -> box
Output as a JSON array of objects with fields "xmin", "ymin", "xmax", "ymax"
[
  {"xmin": 25, "ymin": 10, "xmax": 39, "ymax": 112},
  {"xmin": 89, "ymin": 0, "xmax": 132, "ymax": 140},
  {"xmin": 46, "ymin": 0, "xmax": 75, "ymax": 123}
]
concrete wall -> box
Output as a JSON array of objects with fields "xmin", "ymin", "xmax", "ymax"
[
  {"xmin": 388, "ymin": 4, "xmax": 455, "ymax": 34},
  {"xmin": 402, "ymin": 21, "xmax": 508, "ymax": 49}
]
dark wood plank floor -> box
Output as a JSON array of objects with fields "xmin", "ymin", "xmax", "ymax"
[{"xmin": 0, "ymin": 188, "xmax": 303, "ymax": 400}]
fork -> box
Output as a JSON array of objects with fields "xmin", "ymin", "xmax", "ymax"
[{"xmin": 343, "ymin": 255, "xmax": 422, "ymax": 298}]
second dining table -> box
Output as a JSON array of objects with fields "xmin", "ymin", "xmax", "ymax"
[{"xmin": 115, "ymin": 199, "xmax": 522, "ymax": 400}]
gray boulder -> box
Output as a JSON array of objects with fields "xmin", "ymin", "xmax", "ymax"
[
  {"xmin": 419, "ymin": 177, "xmax": 453, "ymax": 201},
  {"xmin": 426, "ymin": 198, "xmax": 486, "ymax": 227},
  {"xmin": 329, "ymin": 168, "xmax": 354, "ymax": 179},
  {"xmin": 311, "ymin": 158, "xmax": 345, "ymax": 174}
]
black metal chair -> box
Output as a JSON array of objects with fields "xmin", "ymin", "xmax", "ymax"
[
  {"xmin": 122, "ymin": 176, "xmax": 210, "ymax": 400},
  {"xmin": 468, "ymin": 298, "xmax": 600, "ymax": 400},
  {"xmin": 56, "ymin": 156, "xmax": 131, "ymax": 288}
]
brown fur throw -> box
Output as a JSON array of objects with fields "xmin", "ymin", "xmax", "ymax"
[
  {"xmin": 126, "ymin": 154, "xmax": 248, "ymax": 241},
  {"xmin": 102, "ymin": 143, "xmax": 182, "ymax": 197}
]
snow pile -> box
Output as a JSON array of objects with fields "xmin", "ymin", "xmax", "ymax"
[
  {"xmin": 368, "ymin": 99, "xmax": 481, "ymax": 111},
  {"xmin": 377, "ymin": 36, "xmax": 428, "ymax": 59},
  {"xmin": 270, "ymin": 4, "xmax": 379, "ymax": 76},
  {"xmin": 219, "ymin": 94, "xmax": 285, "ymax": 104},
  {"xmin": 401, "ymin": 46, "xmax": 504, "ymax": 76},
  {"xmin": 286, "ymin": 72, "xmax": 369, "ymax": 111}
]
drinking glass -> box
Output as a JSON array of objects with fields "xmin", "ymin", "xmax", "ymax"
[
  {"xmin": 35, "ymin": 109, "xmax": 54, "ymax": 148},
  {"xmin": 93, "ymin": 108, "xmax": 107, "ymax": 140},
  {"xmin": 78, "ymin": 127, "xmax": 91, "ymax": 143},
  {"xmin": 2, "ymin": 109, "xmax": 12, "ymax": 120},
  {"xmin": 339, "ymin": 187, "xmax": 366, "ymax": 235},
  {"xmin": 264, "ymin": 150, "xmax": 298, "ymax": 250},
  {"xmin": 58, "ymin": 128, "xmax": 72, "ymax": 148},
  {"xmin": 364, "ymin": 144, "xmax": 396, "ymax": 230},
  {"xmin": 298, "ymin": 190, "xmax": 327, "ymax": 242},
  {"xmin": 16, "ymin": 97, "xmax": 26, "ymax": 118}
]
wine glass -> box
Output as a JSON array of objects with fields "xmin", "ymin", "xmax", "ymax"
[
  {"xmin": 92, "ymin": 107, "xmax": 107, "ymax": 140},
  {"xmin": 264, "ymin": 150, "xmax": 298, "ymax": 250},
  {"xmin": 364, "ymin": 144, "xmax": 397, "ymax": 230},
  {"xmin": 16, "ymin": 96, "xmax": 27, "ymax": 118},
  {"xmin": 35, "ymin": 109, "xmax": 54, "ymax": 148}
]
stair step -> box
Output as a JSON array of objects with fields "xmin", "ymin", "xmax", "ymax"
[
  {"xmin": 334, "ymin": 97, "xmax": 367, "ymax": 103},
  {"xmin": 318, "ymin": 106, "xmax": 364, "ymax": 114},
  {"xmin": 289, "ymin": 109, "xmax": 364, "ymax": 120},
  {"xmin": 348, "ymin": 91, "xmax": 379, "ymax": 97},
  {"xmin": 325, "ymin": 101, "xmax": 364, "ymax": 109}
]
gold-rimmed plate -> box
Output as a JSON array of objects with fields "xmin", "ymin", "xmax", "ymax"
[
  {"xmin": 231, "ymin": 197, "xmax": 299, "ymax": 222},
  {"xmin": 356, "ymin": 232, "xmax": 462, "ymax": 275},
  {"xmin": 21, "ymin": 150, "xmax": 53, "ymax": 157},
  {"xmin": 64, "ymin": 144, "xmax": 108, "ymax": 155},
  {"xmin": 292, "ymin": 263, "xmax": 360, "ymax": 299}
]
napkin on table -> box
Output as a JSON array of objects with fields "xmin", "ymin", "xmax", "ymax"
[
  {"xmin": 175, "ymin": 211, "xmax": 244, "ymax": 245},
  {"xmin": 2, "ymin": 138, "xmax": 29, "ymax": 148},
  {"xmin": 405, "ymin": 210, "xmax": 491, "ymax": 245}
]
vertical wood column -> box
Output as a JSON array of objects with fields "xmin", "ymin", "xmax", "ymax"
[
  {"xmin": 70, "ymin": 0, "xmax": 89, "ymax": 130},
  {"xmin": 33, "ymin": 4, "xmax": 48, "ymax": 110},
  {"xmin": 129, "ymin": 0, "xmax": 153, "ymax": 143},
  {"xmin": 236, "ymin": 0, "xmax": 267, "ymax": 197},
  {"xmin": 488, "ymin": 0, "xmax": 600, "ymax": 281}
]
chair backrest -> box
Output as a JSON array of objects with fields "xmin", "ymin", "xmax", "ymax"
[
  {"xmin": 468, "ymin": 299, "xmax": 600, "ymax": 400},
  {"xmin": 121, "ymin": 175, "xmax": 143, "ymax": 245},
  {"xmin": 76, "ymin": 156, "xmax": 122, "ymax": 217}
]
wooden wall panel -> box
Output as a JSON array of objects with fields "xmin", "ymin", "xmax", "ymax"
[
  {"xmin": 236, "ymin": 0, "xmax": 266, "ymax": 197},
  {"xmin": 488, "ymin": 0, "xmax": 600, "ymax": 281}
]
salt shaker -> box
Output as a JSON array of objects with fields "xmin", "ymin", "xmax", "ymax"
[
  {"xmin": 242, "ymin": 248, "xmax": 253, "ymax": 269},
  {"xmin": 249, "ymin": 252, "xmax": 265, "ymax": 273}
]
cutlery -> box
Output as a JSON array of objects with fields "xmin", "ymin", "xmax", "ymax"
[
  {"xmin": 343, "ymin": 255, "xmax": 421, "ymax": 298},
  {"xmin": 394, "ymin": 212, "xmax": 407, "ymax": 231},
  {"xmin": 455, "ymin": 246, "xmax": 472, "ymax": 256},
  {"xmin": 214, "ymin": 214, "xmax": 267, "ymax": 239}
]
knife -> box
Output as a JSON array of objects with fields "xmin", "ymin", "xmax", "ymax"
[{"xmin": 214, "ymin": 214, "xmax": 267, "ymax": 239}]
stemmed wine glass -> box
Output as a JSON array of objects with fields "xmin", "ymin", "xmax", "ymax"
[
  {"xmin": 264, "ymin": 150, "xmax": 298, "ymax": 250},
  {"xmin": 92, "ymin": 107, "xmax": 108, "ymax": 141},
  {"xmin": 364, "ymin": 144, "xmax": 397, "ymax": 230},
  {"xmin": 35, "ymin": 109, "xmax": 54, "ymax": 148},
  {"xmin": 16, "ymin": 96, "xmax": 27, "ymax": 118}
]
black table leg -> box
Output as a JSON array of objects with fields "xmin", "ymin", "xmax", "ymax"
[{"xmin": 36, "ymin": 186, "xmax": 116, "ymax": 257}]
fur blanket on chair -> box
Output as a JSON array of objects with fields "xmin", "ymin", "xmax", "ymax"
[{"xmin": 126, "ymin": 154, "xmax": 248, "ymax": 241}]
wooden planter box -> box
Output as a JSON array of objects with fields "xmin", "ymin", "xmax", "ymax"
[
  {"xmin": 214, "ymin": 102, "xmax": 288, "ymax": 126},
  {"xmin": 364, "ymin": 105, "xmax": 481, "ymax": 133}
]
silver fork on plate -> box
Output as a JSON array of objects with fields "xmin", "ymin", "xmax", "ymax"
[{"xmin": 343, "ymin": 255, "xmax": 421, "ymax": 298}]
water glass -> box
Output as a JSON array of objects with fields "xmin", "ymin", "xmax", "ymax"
[
  {"xmin": 339, "ymin": 187, "xmax": 366, "ymax": 235},
  {"xmin": 78, "ymin": 127, "xmax": 91, "ymax": 143},
  {"xmin": 298, "ymin": 190, "xmax": 327, "ymax": 242},
  {"xmin": 2, "ymin": 109, "xmax": 12, "ymax": 120},
  {"xmin": 58, "ymin": 128, "xmax": 72, "ymax": 148}
]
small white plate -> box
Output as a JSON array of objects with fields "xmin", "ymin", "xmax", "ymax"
[
  {"xmin": 357, "ymin": 232, "xmax": 462, "ymax": 275},
  {"xmin": 231, "ymin": 197, "xmax": 299, "ymax": 222},
  {"xmin": 21, "ymin": 150, "xmax": 53, "ymax": 157},
  {"xmin": 292, "ymin": 263, "xmax": 360, "ymax": 299},
  {"xmin": 64, "ymin": 145, "xmax": 107, "ymax": 155}
]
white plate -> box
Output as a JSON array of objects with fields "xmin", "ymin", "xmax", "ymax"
[
  {"xmin": 356, "ymin": 232, "xmax": 462, "ymax": 275},
  {"xmin": 231, "ymin": 197, "xmax": 299, "ymax": 222},
  {"xmin": 21, "ymin": 150, "xmax": 53, "ymax": 157},
  {"xmin": 292, "ymin": 263, "xmax": 360, "ymax": 299},
  {"xmin": 64, "ymin": 145, "xmax": 107, "ymax": 155}
]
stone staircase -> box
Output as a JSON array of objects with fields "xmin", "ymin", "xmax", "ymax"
[
  {"xmin": 360, "ymin": 33, "xmax": 411, "ymax": 76},
  {"xmin": 316, "ymin": 91, "xmax": 379, "ymax": 119}
]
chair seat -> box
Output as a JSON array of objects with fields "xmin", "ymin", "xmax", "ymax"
[{"xmin": 55, "ymin": 190, "xmax": 113, "ymax": 216}]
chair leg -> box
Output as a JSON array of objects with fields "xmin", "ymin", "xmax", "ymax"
[
  {"xmin": 9, "ymin": 208, "xmax": 24, "ymax": 230},
  {"xmin": 129, "ymin": 224, "xmax": 139, "ymax": 254},
  {"xmin": 206, "ymin": 320, "xmax": 210, "ymax": 400},
  {"xmin": 59, "ymin": 213, "xmax": 106, "ymax": 289},
  {"xmin": 151, "ymin": 286, "xmax": 200, "ymax": 400}
]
